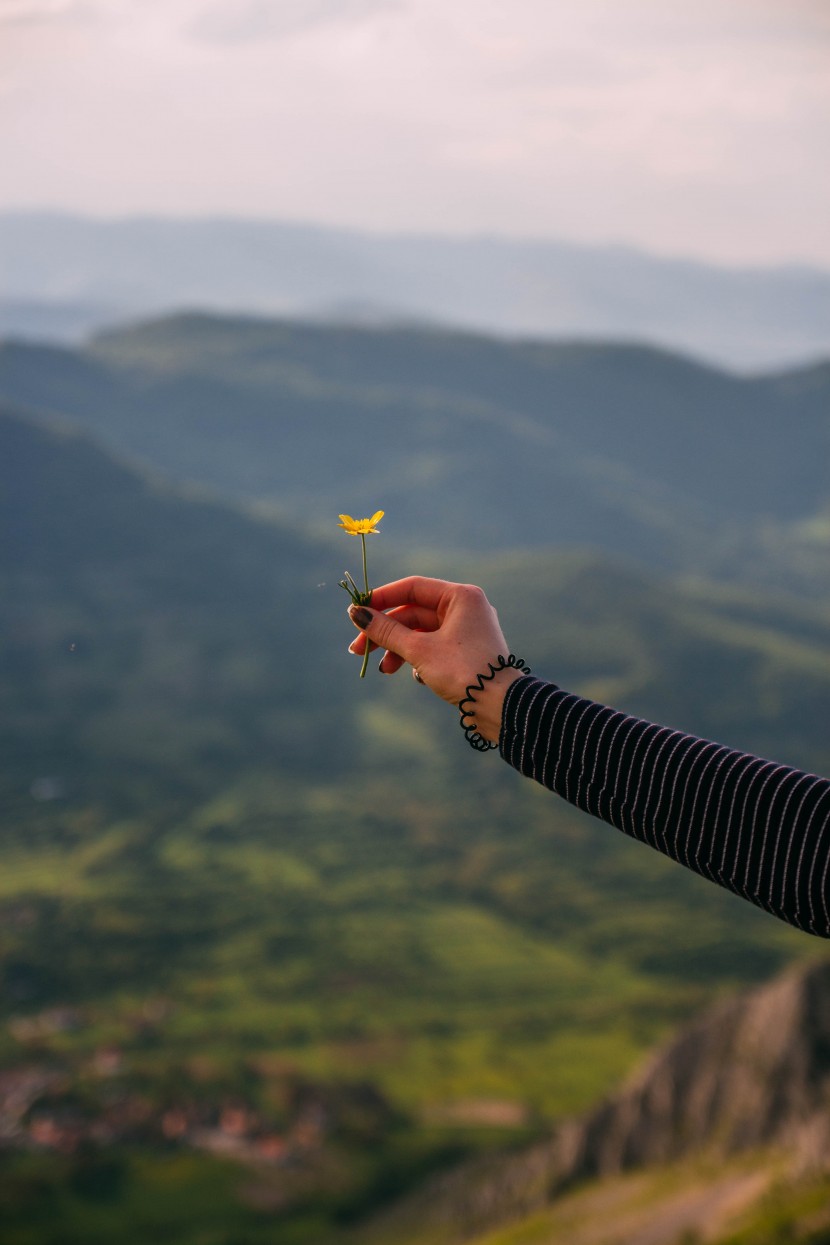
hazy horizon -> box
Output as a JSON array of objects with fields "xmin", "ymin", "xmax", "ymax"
[
  {"xmin": 4, "ymin": 205, "xmax": 830, "ymax": 277},
  {"xmin": 2, "ymin": 0, "xmax": 828, "ymax": 268}
]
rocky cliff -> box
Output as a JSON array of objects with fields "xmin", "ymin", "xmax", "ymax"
[{"xmin": 367, "ymin": 956, "xmax": 830, "ymax": 1241}]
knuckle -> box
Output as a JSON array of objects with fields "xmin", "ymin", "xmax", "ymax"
[{"xmin": 457, "ymin": 583, "xmax": 488, "ymax": 607}]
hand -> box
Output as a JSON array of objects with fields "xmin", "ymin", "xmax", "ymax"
[{"xmin": 347, "ymin": 576, "xmax": 524, "ymax": 743}]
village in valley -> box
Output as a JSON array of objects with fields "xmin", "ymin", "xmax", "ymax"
[{"xmin": 1, "ymin": 999, "xmax": 390, "ymax": 1186}]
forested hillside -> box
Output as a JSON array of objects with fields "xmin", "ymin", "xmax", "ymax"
[{"xmin": 1, "ymin": 315, "xmax": 828, "ymax": 596}]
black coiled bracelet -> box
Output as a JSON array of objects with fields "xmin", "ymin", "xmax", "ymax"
[{"xmin": 458, "ymin": 654, "xmax": 532, "ymax": 751}]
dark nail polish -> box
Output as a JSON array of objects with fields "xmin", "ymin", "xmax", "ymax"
[{"xmin": 349, "ymin": 604, "xmax": 372, "ymax": 629}]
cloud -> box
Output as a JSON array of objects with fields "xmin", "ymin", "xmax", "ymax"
[
  {"xmin": 0, "ymin": 0, "xmax": 827, "ymax": 264},
  {"xmin": 0, "ymin": 0, "xmax": 93, "ymax": 25},
  {"xmin": 187, "ymin": 0, "xmax": 403, "ymax": 44}
]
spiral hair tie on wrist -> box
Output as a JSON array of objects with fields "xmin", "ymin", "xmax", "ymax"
[{"xmin": 458, "ymin": 654, "xmax": 531, "ymax": 751}]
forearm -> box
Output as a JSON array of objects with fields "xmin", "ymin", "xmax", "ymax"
[{"xmin": 500, "ymin": 676, "xmax": 830, "ymax": 938}]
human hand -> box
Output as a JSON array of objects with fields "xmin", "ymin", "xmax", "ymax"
[{"xmin": 347, "ymin": 576, "xmax": 524, "ymax": 743}]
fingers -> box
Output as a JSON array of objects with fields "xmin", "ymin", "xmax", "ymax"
[
  {"xmin": 379, "ymin": 651, "xmax": 406, "ymax": 675},
  {"xmin": 365, "ymin": 576, "xmax": 455, "ymax": 614},
  {"xmin": 348, "ymin": 602, "xmax": 421, "ymax": 666},
  {"xmin": 382, "ymin": 602, "xmax": 440, "ymax": 632},
  {"xmin": 348, "ymin": 601, "xmax": 438, "ymax": 659},
  {"xmin": 348, "ymin": 635, "xmax": 378, "ymax": 656},
  {"xmin": 347, "ymin": 635, "xmax": 405, "ymax": 675}
]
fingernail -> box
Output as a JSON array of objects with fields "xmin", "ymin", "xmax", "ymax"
[{"xmin": 349, "ymin": 604, "xmax": 372, "ymax": 629}]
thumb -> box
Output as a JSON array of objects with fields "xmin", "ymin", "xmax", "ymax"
[{"xmin": 348, "ymin": 603, "xmax": 418, "ymax": 664}]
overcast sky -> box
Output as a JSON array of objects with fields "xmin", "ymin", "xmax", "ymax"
[{"xmin": 1, "ymin": 0, "xmax": 828, "ymax": 266}]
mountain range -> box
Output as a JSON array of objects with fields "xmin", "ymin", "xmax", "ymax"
[
  {"xmin": 2, "ymin": 211, "xmax": 829, "ymax": 370},
  {"xmin": 1, "ymin": 313, "xmax": 828, "ymax": 600}
]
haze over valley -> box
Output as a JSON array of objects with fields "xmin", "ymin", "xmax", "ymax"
[{"xmin": 3, "ymin": 211, "xmax": 829, "ymax": 371}]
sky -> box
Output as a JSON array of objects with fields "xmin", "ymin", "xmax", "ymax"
[{"xmin": 1, "ymin": 0, "xmax": 829, "ymax": 267}]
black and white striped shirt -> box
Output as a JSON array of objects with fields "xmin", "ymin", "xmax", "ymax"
[{"xmin": 500, "ymin": 676, "xmax": 830, "ymax": 938}]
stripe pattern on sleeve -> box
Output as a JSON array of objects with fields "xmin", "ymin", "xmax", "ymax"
[{"xmin": 500, "ymin": 676, "xmax": 830, "ymax": 938}]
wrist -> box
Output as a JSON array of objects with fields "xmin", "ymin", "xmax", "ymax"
[
  {"xmin": 469, "ymin": 666, "xmax": 525, "ymax": 743},
  {"xmin": 458, "ymin": 655, "xmax": 531, "ymax": 751}
]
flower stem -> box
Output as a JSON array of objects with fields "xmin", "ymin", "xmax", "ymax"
[{"xmin": 359, "ymin": 532, "xmax": 370, "ymax": 678}]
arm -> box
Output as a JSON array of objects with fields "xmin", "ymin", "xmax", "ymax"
[
  {"xmin": 502, "ymin": 676, "xmax": 830, "ymax": 938},
  {"xmin": 348, "ymin": 578, "xmax": 830, "ymax": 937}
]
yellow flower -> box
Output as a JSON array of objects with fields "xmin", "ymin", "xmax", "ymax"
[
  {"xmin": 338, "ymin": 511, "xmax": 384, "ymax": 536},
  {"xmin": 339, "ymin": 509, "xmax": 385, "ymax": 678}
]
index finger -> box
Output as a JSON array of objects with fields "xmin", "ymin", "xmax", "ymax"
[{"xmin": 368, "ymin": 576, "xmax": 455, "ymax": 613}]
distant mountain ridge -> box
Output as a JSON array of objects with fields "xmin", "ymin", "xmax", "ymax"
[{"xmin": 2, "ymin": 211, "xmax": 829, "ymax": 369}]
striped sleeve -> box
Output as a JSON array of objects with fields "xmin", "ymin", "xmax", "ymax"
[{"xmin": 500, "ymin": 676, "xmax": 830, "ymax": 938}]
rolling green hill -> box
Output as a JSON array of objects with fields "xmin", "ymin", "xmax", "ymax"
[
  {"xmin": 2, "ymin": 402, "xmax": 829, "ymax": 1241},
  {"xmin": 0, "ymin": 404, "xmax": 356, "ymax": 805},
  {"xmin": 1, "ymin": 315, "xmax": 828, "ymax": 596}
]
